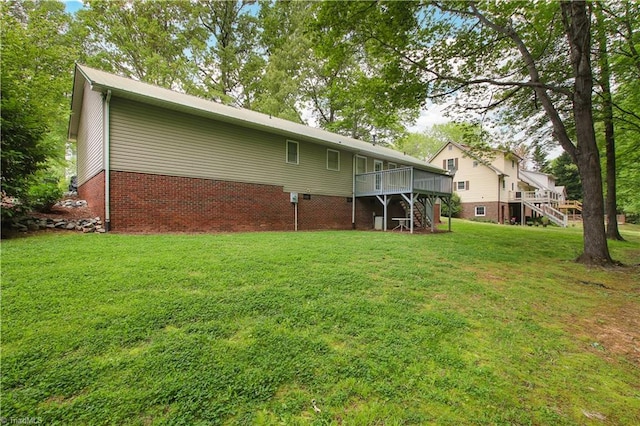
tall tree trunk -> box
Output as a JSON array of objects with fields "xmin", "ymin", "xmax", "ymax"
[
  {"xmin": 594, "ymin": 2, "xmax": 624, "ymax": 241},
  {"xmin": 562, "ymin": 1, "xmax": 613, "ymax": 265}
]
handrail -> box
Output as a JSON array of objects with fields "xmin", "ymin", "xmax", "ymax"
[
  {"xmin": 509, "ymin": 190, "xmax": 563, "ymax": 203},
  {"xmin": 355, "ymin": 167, "xmax": 452, "ymax": 197}
]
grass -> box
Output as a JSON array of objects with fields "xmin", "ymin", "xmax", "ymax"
[{"xmin": 1, "ymin": 220, "xmax": 639, "ymax": 425}]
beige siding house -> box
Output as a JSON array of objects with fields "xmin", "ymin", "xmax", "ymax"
[
  {"xmin": 430, "ymin": 141, "xmax": 568, "ymax": 226},
  {"xmin": 68, "ymin": 65, "xmax": 452, "ymax": 233}
]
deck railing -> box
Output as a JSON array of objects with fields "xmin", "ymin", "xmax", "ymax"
[
  {"xmin": 509, "ymin": 190, "xmax": 563, "ymax": 204},
  {"xmin": 355, "ymin": 167, "xmax": 452, "ymax": 197}
]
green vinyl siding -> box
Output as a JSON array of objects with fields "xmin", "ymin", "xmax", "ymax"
[
  {"xmin": 109, "ymin": 97, "xmax": 354, "ymax": 197},
  {"xmin": 76, "ymin": 82, "xmax": 104, "ymax": 185}
]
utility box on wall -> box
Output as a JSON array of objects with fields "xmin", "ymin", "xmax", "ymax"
[
  {"xmin": 374, "ymin": 216, "xmax": 383, "ymax": 230},
  {"xmin": 290, "ymin": 192, "xmax": 298, "ymax": 204}
]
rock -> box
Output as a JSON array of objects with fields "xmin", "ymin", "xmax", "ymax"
[
  {"xmin": 65, "ymin": 222, "xmax": 76, "ymax": 230},
  {"xmin": 27, "ymin": 221, "xmax": 39, "ymax": 231},
  {"xmin": 96, "ymin": 228, "xmax": 106, "ymax": 233},
  {"xmin": 54, "ymin": 221, "xmax": 67, "ymax": 228}
]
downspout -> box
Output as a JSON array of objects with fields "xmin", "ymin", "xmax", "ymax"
[
  {"xmin": 104, "ymin": 90, "xmax": 112, "ymax": 231},
  {"xmin": 352, "ymin": 154, "xmax": 356, "ymax": 229},
  {"xmin": 497, "ymin": 174, "xmax": 501, "ymax": 224}
]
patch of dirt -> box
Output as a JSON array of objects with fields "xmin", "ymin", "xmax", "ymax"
[
  {"xmin": 566, "ymin": 266, "xmax": 640, "ymax": 366},
  {"xmin": 580, "ymin": 301, "xmax": 640, "ymax": 365},
  {"xmin": 30, "ymin": 203, "xmax": 96, "ymax": 221}
]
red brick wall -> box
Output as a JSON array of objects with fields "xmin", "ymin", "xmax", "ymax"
[
  {"xmin": 78, "ymin": 171, "xmax": 105, "ymax": 220},
  {"xmin": 108, "ymin": 171, "xmax": 380, "ymax": 232},
  {"xmin": 460, "ymin": 201, "xmax": 509, "ymax": 223}
]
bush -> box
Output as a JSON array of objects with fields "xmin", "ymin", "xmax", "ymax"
[
  {"xmin": 442, "ymin": 192, "xmax": 461, "ymax": 218},
  {"xmin": 26, "ymin": 170, "xmax": 63, "ymax": 212}
]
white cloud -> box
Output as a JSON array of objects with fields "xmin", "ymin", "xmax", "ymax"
[{"xmin": 407, "ymin": 102, "xmax": 451, "ymax": 133}]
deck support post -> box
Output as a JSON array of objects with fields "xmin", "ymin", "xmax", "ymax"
[{"xmin": 376, "ymin": 194, "xmax": 391, "ymax": 231}]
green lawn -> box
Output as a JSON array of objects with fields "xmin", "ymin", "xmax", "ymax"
[{"xmin": 2, "ymin": 220, "xmax": 639, "ymax": 425}]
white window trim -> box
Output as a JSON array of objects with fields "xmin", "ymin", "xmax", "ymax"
[
  {"xmin": 447, "ymin": 158, "xmax": 455, "ymax": 171},
  {"xmin": 457, "ymin": 181, "xmax": 466, "ymax": 191},
  {"xmin": 475, "ymin": 206, "xmax": 486, "ymax": 217},
  {"xmin": 286, "ymin": 140, "xmax": 299, "ymax": 165},
  {"xmin": 355, "ymin": 155, "xmax": 367, "ymax": 173},
  {"xmin": 327, "ymin": 149, "xmax": 340, "ymax": 171},
  {"xmin": 374, "ymin": 160, "xmax": 383, "ymax": 190},
  {"xmin": 355, "ymin": 155, "xmax": 367, "ymax": 182}
]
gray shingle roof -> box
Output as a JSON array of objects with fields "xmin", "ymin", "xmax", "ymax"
[{"xmin": 69, "ymin": 64, "xmax": 447, "ymax": 175}]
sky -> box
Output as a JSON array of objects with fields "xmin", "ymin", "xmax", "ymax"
[{"xmin": 63, "ymin": 0, "xmax": 83, "ymax": 14}]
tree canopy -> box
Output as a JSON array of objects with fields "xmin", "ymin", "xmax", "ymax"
[{"xmin": 1, "ymin": 0, "xmax": 77, "ymax": 202}]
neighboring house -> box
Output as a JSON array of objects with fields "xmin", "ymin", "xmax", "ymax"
[
  {"xmin": 430, "ymin": 141, "xmax": 569, "ymax": 226},
  {"xmin": 68, "ymin": 65, "xmax": 452, "ymax": 233}
]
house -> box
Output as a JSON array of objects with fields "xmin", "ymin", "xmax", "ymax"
[
  {"xmin": 68, "ymin": 65, "xmax": 453, "ymax": 233},
  {"xmin": 430, "ymin": 141, "xmax": 568, "ymax": 226}
]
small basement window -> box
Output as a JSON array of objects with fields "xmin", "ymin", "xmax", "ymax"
[
  {"xmin": 475, "ymin": 206, "xmax": 486, "ymax": 216},
  {"xmin": 286, "ymin": 140, "xmax": 299, "ymax": 164},
  {"xmin": 327, "ymin": 149, "xmax": 340, "ymax": 171}
]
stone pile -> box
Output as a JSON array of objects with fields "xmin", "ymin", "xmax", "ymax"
[
  {"xmin": 6, "ymin": 198, "xmax": 106, "ymax": 234},
  {"xmin": 56, "ymin": 199, "xmax": 88, "ymax": 208},
  {"xmin": 9, "ymin": 216, "xmax": 106, "ymax": 233}
]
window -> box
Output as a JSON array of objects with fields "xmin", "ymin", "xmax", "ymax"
[
  {"xmin": 286, "ymin": 140, "xmax": 299, "ymax": 164},
  {"xmin": 387, "ymin": 162, "xmax": 397, "ymax": 169},
  {"xmin": 374, "ymin": 160, "xmax": 383, "ymax": 190},
  {"xmin": 502, "ymin": 179, "xmax": 506, "ymax": 189},
  {"xmin": 511, "ymin": 160, "xmax": 515, "ymax": 168},
  {"xmin": 456, "ymin": 181, "xmax": 469, "ymax": 190},
  {"xmin": 475, "ymin": 206, "xmax": 486, "ymax": 216},
  {"xmin": 327, "ymin": 149, "xmax": 340, "ymax": 171},
  {"xmin": 473, "ymin": 161, "xmax": 478, "ymax": 168},
  {"xmin": 447, "ymin": 158, "xmax": 455, "ymax": 170},
  {"xmin": 448, "ymin": 144, "xmax": 453, "ymax": 151},
  {"xmin": 443, "ymin": 158, "xmax": 458, "ymax": 172},
  {"xmin": 356, "ymin": 155, "xmax": 367, "ymax": 174},
  {"xmin": 511, "ymin": 182, "xmax": 514, "ymax": 191}
]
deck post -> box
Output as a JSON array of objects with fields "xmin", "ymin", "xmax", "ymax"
[
  {"xmin": 410, "ymin": 168, "xmax": 414, "ymax": 234},
  {"xmin": 375, "ymin": 194, "xmax": 390, "ymax": 231},
  {"xmin": 384, "ymin": 194, "xmax": 388, "ymax": 231}
]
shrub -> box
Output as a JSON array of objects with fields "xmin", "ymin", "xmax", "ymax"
[
  {"xmin": 442, "ymin": 192, "xmax": 461, "ymax": 218},
  {"xmin": 26, "ymin": 170, "xmax": 63, "ymax": 212}
]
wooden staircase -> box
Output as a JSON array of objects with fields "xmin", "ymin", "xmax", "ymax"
[
  {"xmin": 559, "ymin": 200, "xmax": 582, "ymax": 221},
  {"xmin": 523, "ymin": 200, "xmax": 568, "ymax": 227},
  {"xmin": 399, "ymin": 197, "xmax": 432, "ymax": 229},
  {"xmin": 559, "ymin": 200, "xmax": 582, "ymax": 212}
]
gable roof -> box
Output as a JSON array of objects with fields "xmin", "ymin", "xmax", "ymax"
[
  {"xmin": 68, "ymin": 64, "xmax": 447, "ymax": 175},
  {"xmin": 519, "ymin": 169, "xmax": 555, "ymax": 191},
  {"xmin": 429, "ymin": 140, "xmax": 508, "ymax": 176}
]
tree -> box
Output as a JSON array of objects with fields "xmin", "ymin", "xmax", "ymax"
[
  {"xmin": 316, "ymin": 1, "xmax": 614, "ymax": 265},
  {"xmin": 593, "ymin": 2, "xmax": 624, "ymax": 240},
  {"xmin": 189, "ymin": 0, "xmax": 263, "ymax": 105},
  {"xmin": 75, "ymin": 0, "xmax": 195, "ymax": 90},
  {"xmin": 549, "ymin": 152, "xmax": 582, "ymax": 202},
  {"xmin": 531, "ymin": 142, "xmax": 550, "ymax": 173},
  {"xmin": 395, "ymin": 122, "xmax": 478, "ymax": 161},
  {"xmin": 606, "ymin": 2, "xmax": 640, "ymax": 222},
  {"xmin": 306, "ymin": 1, "xmax": 422, "ymax": 144},
  {"xmin": 1, "ymin": 1, "xmax": 76, "ymax": 205},
  {"xmin": 250, "ymin": 0, "xmax": 312, "ymax": 122}
]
